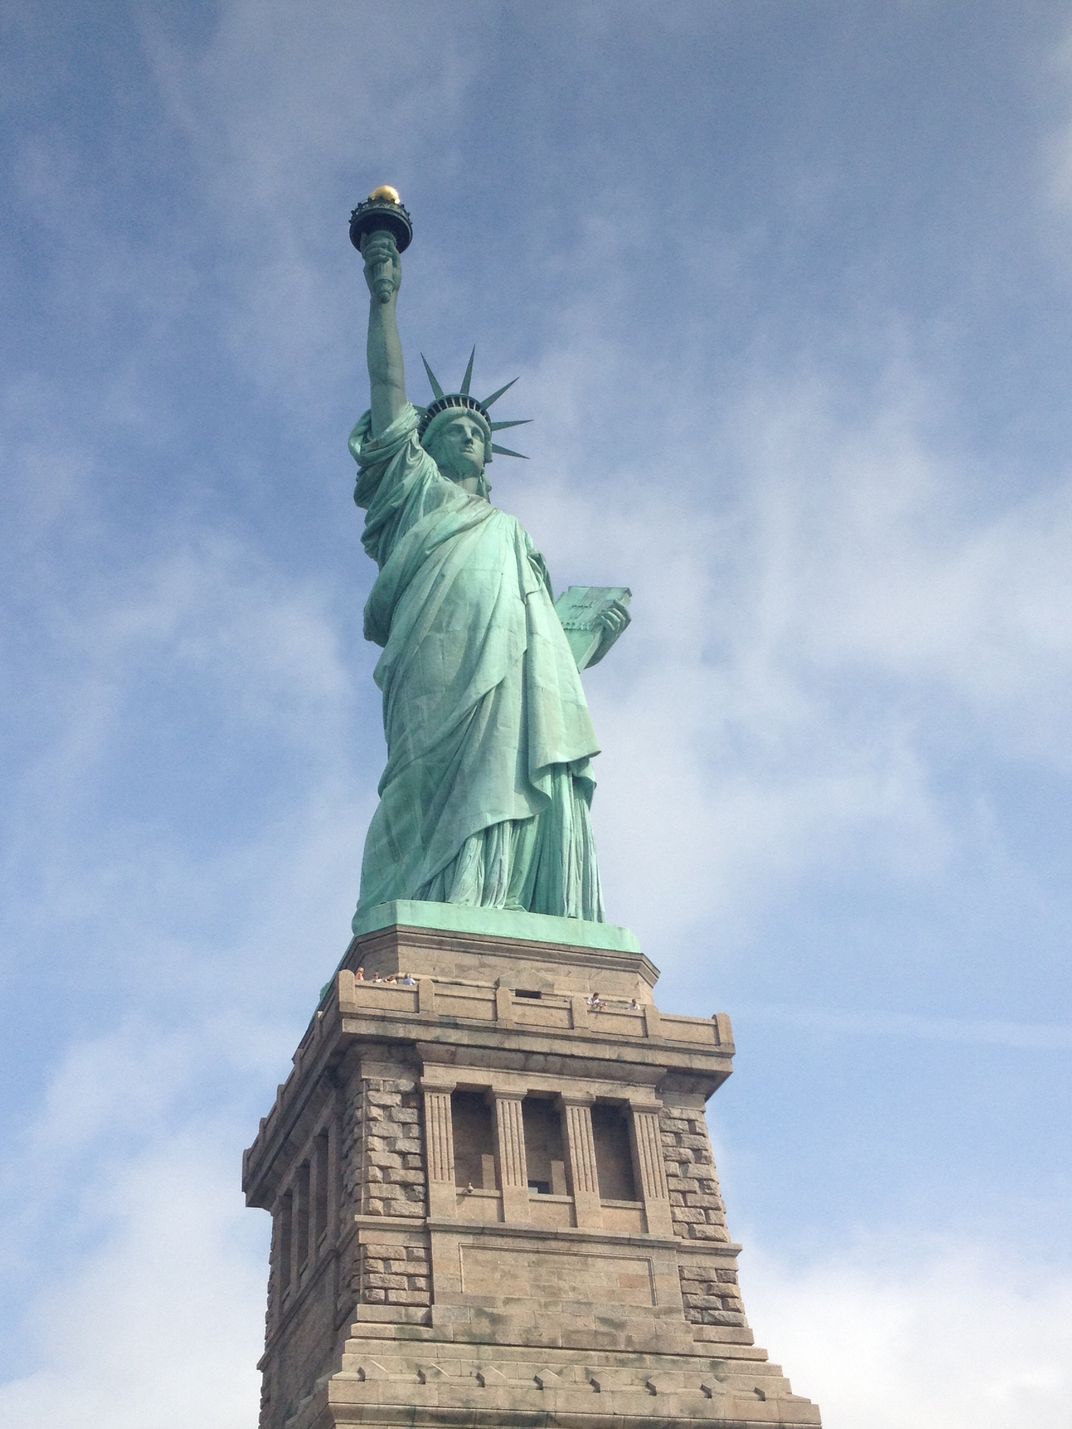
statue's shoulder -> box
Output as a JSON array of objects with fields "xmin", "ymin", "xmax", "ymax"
[{"xmin": 349, "ymin": 403, "xmax": 422, "ymax": 468}]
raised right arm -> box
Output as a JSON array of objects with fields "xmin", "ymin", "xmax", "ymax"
[{"xmin": 362, "ymin": 232, "xmax": 406, "ymax": 435}]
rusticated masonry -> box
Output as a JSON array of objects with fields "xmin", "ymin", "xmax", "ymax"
[
  {"xmin": 659, "ymin": 1100, "xmax": 747, "ymax": 1329},
  {"xmin": 340, "ymin": 1052, "xmax": 427, "ymax": 1221},
  {"xmin": 362, "ymin": 1071, "xmax": 427, "ymax": 1219},
  {"xmin": 264, "ymin": 1203, "xmax": 280, "ymax": 1342},
  {"xmin": 339, "ymin": 1068, "xmax": 367, "ymax": 1308},
  {"xmin": 660, "ymin": 1103, "xmax": 731, "ymax": 1244},
  {"xmin": 679, "ymin": 1261, "xmax": 748, "ymax": 1329},
  {"xmin": 337, "ymin": 1049, "xmax": 430, "ymax": 1316},
  {"xmin": 359, "ymin": 1239, "xmax": 431, "ymax": 1308}
]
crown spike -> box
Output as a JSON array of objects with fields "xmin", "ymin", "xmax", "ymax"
[
  {"xmin": 421, "ymin": 355, "xmax": 445, "ymax": 400},
  {"xmin": 460, "ymin": 346, "xmax": 476, "ymax": 397},
  {"xmin": 481, "ymin": 377, "xmax": 519, "ymax": 409},
  {"xmin": 416, "ymin": 348, "xmax": 530, "ymax": 460}
]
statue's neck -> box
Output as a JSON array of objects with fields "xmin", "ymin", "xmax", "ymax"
[{"xmin": 440, "ymin": 468, "xmax": 489, "ymax": 499}]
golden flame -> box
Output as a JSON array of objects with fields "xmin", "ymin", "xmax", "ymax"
[{"xmin": 368, "ymin": 185, "xmax": 401, "ymax": 205}]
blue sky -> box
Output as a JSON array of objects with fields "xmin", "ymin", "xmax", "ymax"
[{"xmin": 2, "ymin": 2, "xmax": 1071, "ymax": 1424}]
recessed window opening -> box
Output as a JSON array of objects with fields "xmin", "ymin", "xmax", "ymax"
[
  {"xmin": 515, "ymin": 989, "xmax": 541, "ymax": 999},
  {"xmin": 314, "ymin": 1130, "xmax": 329, "ymax": 1240},
  {"xmin": 278, "ymin": 1191, "xmax": 293, "ymax": 1291},
  {"xmin": 295, "ymin": 1161, "xmax": 311, "ymax": 1267},
  {"xmin": 522, "ymin": 1095, "xmax": 567, "ymax": 1195},
  {"xmin": 451, "ymin": 1090, "xmax": 497, "ymax": 1189},
  {"xmin": 591, "ymin": 1102, "xmax": 639, "ymax": 1201}
]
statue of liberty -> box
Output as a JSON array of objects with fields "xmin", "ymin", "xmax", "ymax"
[{"xmin": 348, "ymin": 190, "xmax": 630, "ymax": 930}]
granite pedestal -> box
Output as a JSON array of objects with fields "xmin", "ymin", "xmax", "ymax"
[{"xmin": 243, "ymin": 904, "xmax": 821, "ymax": 1429}]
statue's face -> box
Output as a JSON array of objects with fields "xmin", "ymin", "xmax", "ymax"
[{"xmin": 427, "ymin": 414, "xmax": 487, "ymax": 490}]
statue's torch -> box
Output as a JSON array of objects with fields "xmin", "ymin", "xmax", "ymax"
[{"xmin": 349, "ymin": 185, "xmax": 413, "ymax": 302}]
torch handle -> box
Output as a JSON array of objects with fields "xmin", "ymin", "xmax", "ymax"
[{"xmin": 361, "ymin": 227, "xmax": 399, "ymax": 305}]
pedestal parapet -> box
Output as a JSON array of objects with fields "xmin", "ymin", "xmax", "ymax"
[{"xmin": 244, "ymin": 904, "xmax": 821, "ymax": 1429}]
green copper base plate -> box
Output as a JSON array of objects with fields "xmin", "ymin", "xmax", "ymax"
[{"xmin": 352, "ymin": 898, "xmax": 640, "ymax": 953}]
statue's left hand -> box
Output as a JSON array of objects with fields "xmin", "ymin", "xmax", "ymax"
[
  {"xmin": 589, "ymin": 598, "xmax": 631, "ymax": 666},
  {"xmin": 597, "ymin": 600, "xmax": 631, "ymax": 641},
  {"xmin": 554, "ymin": 586, "xmax": 631, "ymax": 670}
]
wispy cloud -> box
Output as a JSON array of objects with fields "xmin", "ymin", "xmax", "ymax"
[
  {"xmin": 503, "ymin": 310, "xmax": 1071, "ymax": 949},
  {"xmin": 1042, "ymin": 21, "xmax": 1072, "ymax": 222},
  {"xmin": 2, "ymin": 530, "xmax": 358, "ymax": 945},
  {"xmin": 746, "ymin": 1236, "xmax": 1072, "ymax": 1429},
  {"xmin": 136, "ymin": 2, "xmax": 483, "ymax": 408},
  {"xmin": 0, "ymin": 1128, "xmax": 265, "ymax": 1428},
  {"xmin": 735, "ymin": 1004, "xmax": 1072, "ymax": 1053}
]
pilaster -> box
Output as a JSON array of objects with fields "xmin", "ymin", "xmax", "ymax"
[
  {"xmin": 631, "ymin": 1102, "xmax": 674, "ymax": 1236},
  {"xmin": 560, "ymin": 1094, "xmax": 602, "ymax": 1228},
  {"xmin": 421, "ymin": 1080, "xmax": 455, "ymax": 1219},
  {"xmin": 490, "ymin": 1090, "xmax": 530, "ymax": 1221}
]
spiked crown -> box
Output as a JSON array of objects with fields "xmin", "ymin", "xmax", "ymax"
[{"xmin": 417, "ymin": 348, "xmax": 530, "ymax": 462}]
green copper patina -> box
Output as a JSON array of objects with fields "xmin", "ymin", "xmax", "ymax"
[
  {"xmin": 349, "ymin": 196, "xmax": 630, "ymax": 930},
  {"xmin": 352, "ymin": 901, "xmax": 641, "ymax": 954}
]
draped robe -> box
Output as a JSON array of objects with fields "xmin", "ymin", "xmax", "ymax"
[{"xmin": 351, "ymin": 404, "xmax": 604, "ymax": 924}]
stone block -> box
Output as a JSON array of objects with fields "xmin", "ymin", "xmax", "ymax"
[
  {"xmin": 368, "ymin": 1151, "xmax": 403, "ymax": 1170},
  {"xmin": 360, "ymin": 1241, "xmax": 402, "ymax": 1258},
  {"xmin": 387, "ymin": 1167, "xmax": 425, "ymax": 1186},
  {"xmin": 365, "ymin": 1272, "xmax": 409, "ymax": 1289},
  {"xmin": 366, "ymin": 1257, "xmax": 408, "ymax": 1275},
  {"xmin": 385, "ymin": 1199, "xmax": 423, "ymax": 1217},
  {"xmin": 684, "ymin": 1293, "xmax": 731, "ymax": 1310},
  {"xmin": 684, "ymin": 1191, "xmax": 723, "ymax": 1208}
]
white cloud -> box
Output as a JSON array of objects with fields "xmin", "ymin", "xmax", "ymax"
[
  {"xmin": 725, "ymin": 377, "xmax": 1072, "ymax": 745},
  {"xmin": 494, "ymin": 329, "xmax": 1072, "ymax": 948},
  {"xmin": 1042, "ymin": 22, "xmax": 1072, "ymax": 219},
  {"xmin": 745, "ymin": 1237, "xmax": 1072, "ymax": 1429},
  {"xmin": 0, "ymin": 1128, "xmax": 265, "ymax": 1429},
  {"xmin": 28, "ymin": 1020, "xmax": 199, "ymax": 1163},
  {"xmin": 136, "ymin": 2, "xmax": 483, "ymax": 406},
  {"xmin": 3, "ymin": 529, "xmax": 354, "ymax": 873},
  {"xmin": 734, "ymin": 1004, "xmax": 1072, "ymax": 1053},
  {"xmin": 0, "ymin": 504, "xmax": 369, "ymax": 1117}
]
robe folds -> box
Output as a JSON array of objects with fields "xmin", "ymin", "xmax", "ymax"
[{"xmin": 350, "ymin": 404, "xmax": 604, "ymax": 923}]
